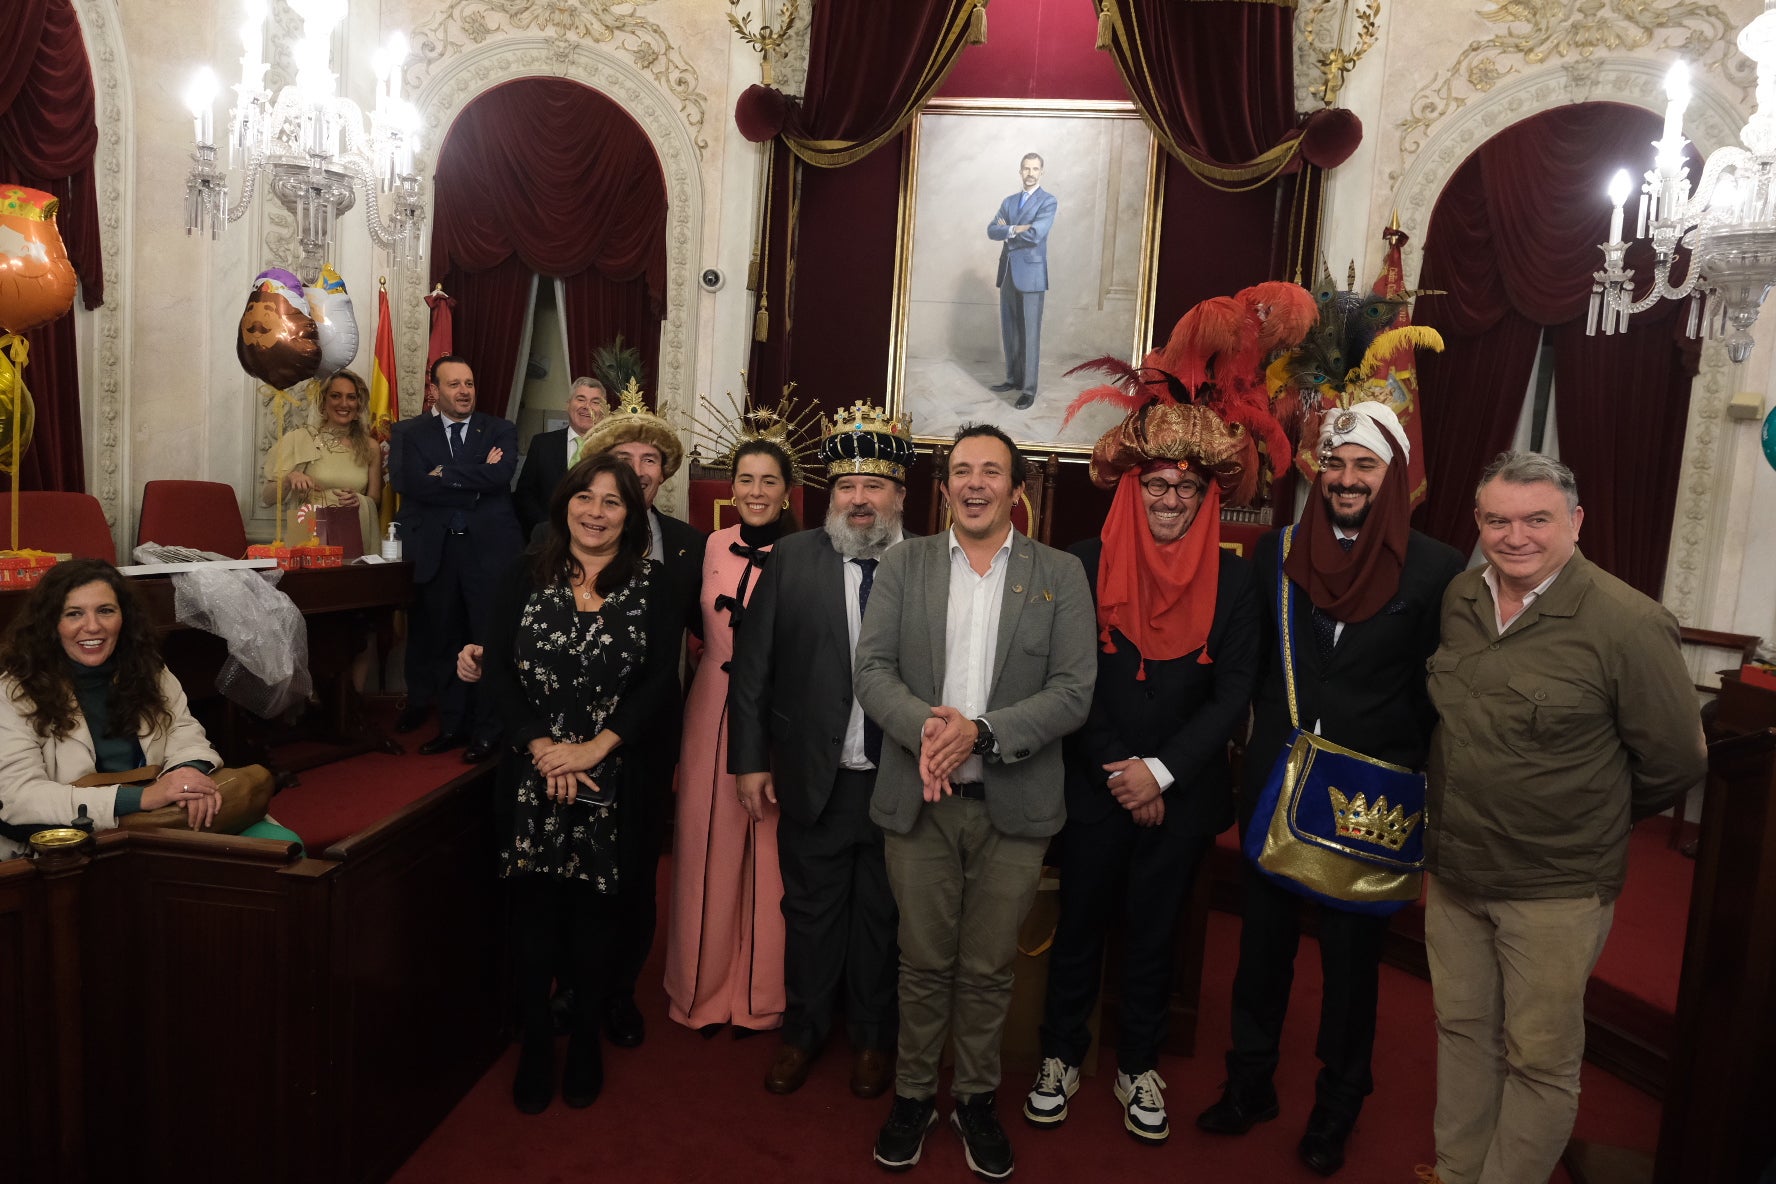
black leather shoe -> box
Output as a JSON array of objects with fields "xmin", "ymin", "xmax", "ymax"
[
  {"xmin": 561, "ymin": 1032, "xmax": 604, "ymax": 1108},
  {"xmin": 989, "ymin": 381, "xmax": 1019, "ymax": 393},
  {"xmin": 417, "ymin": 731, "xmax": 467, "ymax": 755},
  {"xmin": 1195, "ymin": 1084, "xmax": 1280, "ymax": 1135},
  {"xmin": 1014, "ymin": 389, "xmax": 1036, "ymax": 409},
  {"xmin": 1298, "ymin": 1111, "xmax": 1352, "ymax": 1176},
  {"xmin": 512, "ymin": 1037, "xmax": 553, "ymax": 1115},
  {"xmin": 393, "ymin": 705, "xmax": 428, "ymax": 733},
  {"xmin": 463, "ymin": 739, "xmax": 497, "ymax": 764},
  {"xmin": 604, "ymin": 995, "xmax": 644, "ymax": 1048}
]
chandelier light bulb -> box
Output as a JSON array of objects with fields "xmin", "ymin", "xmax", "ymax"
[
  {"xmin": 185, "ymin": 67, "xmax": 218, "ymax": 118},
  {"xmin": 1608, "ymin": 169, "xmax": 1633, "ymax": 209},
  {"xmin": 1665, "ymin": 60, "xmax": 1691, "ymax": 103},
  {"xmin": 239, "ymin": 0, "xmax": 264, "ymax": 47}
]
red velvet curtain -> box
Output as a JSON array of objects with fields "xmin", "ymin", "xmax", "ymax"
[
  {"xmin": 0, "ymin": 0, "xmax": 99, "ymax": 492},
  {"xmin": 1099, "ymin": 0, "xmax": 1335, "ymax": 189},
  {"xmin": 1412, "ymin": 103, "xmax": 1697, "ymax": 593},
  {"xmin": 431, "ymin": 78, "xmax": 667, "ymax": 416}
]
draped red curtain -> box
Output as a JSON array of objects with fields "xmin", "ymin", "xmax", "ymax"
[
  {"xmin": 1412, "ymin": 103, "xmax": 1697, "ymax": 593},
  {"xmin": 431, "ymin": 78, "xmax": 667, "ymax": 416},
  {"xmin": 0, "ymin": 0, "xmax": 99, "ymax": 492}
]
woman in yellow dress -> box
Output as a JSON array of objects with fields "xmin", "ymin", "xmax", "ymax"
[{"xmin": 260, "ymin": 369, "xmax": 383, "ymax": 556}]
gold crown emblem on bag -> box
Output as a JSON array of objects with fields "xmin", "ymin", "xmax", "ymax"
[{"xmin": 1327, "ymin": 787, "xmax": 1421, "ymax": 851}]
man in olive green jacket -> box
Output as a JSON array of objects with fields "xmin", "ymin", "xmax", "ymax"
[{"xmin": 1423, "ymin": 451, "xmax": 1705, "ymax": 1184}]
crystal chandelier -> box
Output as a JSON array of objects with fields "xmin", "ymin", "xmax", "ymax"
[
  {"xmin": 184, "ymin": 0, "xmax": 425, "ymax": 282},
  {"xmin": 1589, "ymin": 1, "xmax": 1776, "ymax": 364}
]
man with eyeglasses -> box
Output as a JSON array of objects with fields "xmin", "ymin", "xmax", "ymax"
[{"xmin": 1023, "ymin": 397, "xmax": 1261, "ymax": 1147}]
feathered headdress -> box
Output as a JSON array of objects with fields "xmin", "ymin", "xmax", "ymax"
[{"xmin": 1061, "ymin": 282, "xmax": 1315, "ymax": 506}]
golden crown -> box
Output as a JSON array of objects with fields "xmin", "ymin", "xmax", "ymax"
[
  {"xmin": 1327, "ymin": 787, "xmax": 1421, "ymax": 852},
  {"xmin": 820, "ymin": 401, "xmax": 915, "ymax": 482},
  {"xmin": 826, "ymin": 401, "xmax": 912, "ymax": 441},
  {"xmin": 689, "ymin": 374, "xmax": 825, "ymax": 487}
]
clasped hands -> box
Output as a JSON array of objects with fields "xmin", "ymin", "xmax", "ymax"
[
  {"xmin": 528, "ymin": 733, "xmax": 616, "ymax": 805},
  {"xmin": 1105, "ymin": 757, "xmax": 1165, "ymax": 827},
  {"xmin": 141, "ymin": 767, "xmax": 223, "ymax": 830},
  {"xmin": 918, "ymin": 705, "xmax": 980, "ymax": 802}
]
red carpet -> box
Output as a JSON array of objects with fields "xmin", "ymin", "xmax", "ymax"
[{"xmin": 387, "ymin": 866, "xmax": 1661, "ymax": 1184}]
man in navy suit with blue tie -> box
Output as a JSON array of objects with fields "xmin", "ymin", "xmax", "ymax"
[
  {"xmin": 987, "ymin": 152, "xmax": 1058, "ymax": 411},
  {"xmin": 390, "ymin": 355, "xmax": 523, "ymax": 761}
]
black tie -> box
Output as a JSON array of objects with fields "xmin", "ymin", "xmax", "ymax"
[
  {"xmin": 448, "ymin": 420, "xmax": 464, "ymax": 458},
  {"xmin": 1310, "ymin": 536, "xmax": 1356, "ymax": 664},
  {"xmin": 856, "ymin": 558, "xmax": 882, "ymax": 766}
]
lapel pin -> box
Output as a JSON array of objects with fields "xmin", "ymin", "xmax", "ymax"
[
  {"xmin": 1012, "ymin": 584, "xmax": 1024, "ymax": 594},
  {"xmin": 1043, "ymin": 589, "xmax": 1052, "ymax": 601}
]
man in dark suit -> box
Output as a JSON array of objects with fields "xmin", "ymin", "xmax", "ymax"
[
  {"xmin": 1197, "ymin": 401, "xmax": 1465, "ymax": 1176},
  {"xmin": 856, "ymin": 425, "xmax": 1096, "ymax": 1180},
  {"xmin": 512, "ymin": 376, "xmax": 607, "ymax": 539},
  {"xmin": 987, "ymin": 152, "xmax": 1058, "ymax": 410},
  {"xmin": 1024, "ymin": 407, "xmax": 1261, "ymax": 1147},
  {"xmin": 389, "ymin": 354, "xmax": 522, "ymax": 762},
  {"xmin": 728, "ymin": 403, "xmax": 915, "ymax": 1101}
]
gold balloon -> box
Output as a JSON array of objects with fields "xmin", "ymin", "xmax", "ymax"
[{"xmin": 0, "ymin": 345, "xmax": 35, "ymax": 476}]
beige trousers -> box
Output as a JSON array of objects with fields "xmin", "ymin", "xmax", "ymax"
[
  {"xmin": 883, "ymin": 796, "xmax": 1047, "ymax": 1100},
  {"xmin": 1426, "ymin": 876, "xmax": 1614, "ymax": 1184}
]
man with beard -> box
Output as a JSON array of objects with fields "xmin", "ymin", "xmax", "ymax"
[
  {"xmin": 1197, "ymin": 401, "xmax": 1465, "ymax": 1176},
  {"xmin": 1025, "ymin": 389, "xmax": 1263, "ymax": 1146},
  {"xmin": 728, "ymin": 402, "xmax": 916, "ymax": 1100}
]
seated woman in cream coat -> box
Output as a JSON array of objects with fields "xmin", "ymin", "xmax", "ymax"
[
  {"xmin": 261, "ymin": 368, "xmax": 383, "ymax": 556},
  {"xmin": 0, "ymin": 559, "xmax": 294, "ymax": 859}
]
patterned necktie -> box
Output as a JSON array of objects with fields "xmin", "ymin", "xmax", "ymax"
[
  {"xmin": 448, "ymin": 420, "xmax": 464, "ymax": 459},
  {"xmin": 856, "ymin": 558, "xmax": 882, "ymax": 766},
  {"xmin": 1310, "ymin": 536, "xmax": 1356, "ymax": 664}
]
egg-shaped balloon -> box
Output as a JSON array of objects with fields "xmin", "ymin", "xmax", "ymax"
[
  {"xmin": 305, "ymin": 264, "xmax": 360, "ymax": 379},
  {"xmin": 0, "ymin": 186, "xmax": 78, "ymax": 334},
  {"xmin": 237, "ymin": 268, "xmax": 321, "ymax": 390},
  {"xmin": 0, "ymin": 347, "xmax": 36, "ymax": 475}
]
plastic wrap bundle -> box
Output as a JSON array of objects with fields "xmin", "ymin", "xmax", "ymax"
[{"xmin": 156, "ymin": 559, "xmax": 313, "ymax": 718}]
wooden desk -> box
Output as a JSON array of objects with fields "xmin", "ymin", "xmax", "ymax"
[{"xmin": 0, "ymin": 563, "xmax": 415, "ymax": 774}]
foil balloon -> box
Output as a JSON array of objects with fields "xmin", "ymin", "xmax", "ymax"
[
  {"xmin": 0, "ymin": 186, "xmax": 78, "ymax": 334},
  {"xmin": 0, "ymin": 345, "xmax": 34, "ymax": 474},
  {"xmin": 1763, "ymin": 405, "xmax": 1776, "ymax": 473},
  {"xmin": 305, "ymin": 265, "xmax": 360, "ymax": 379},
  {"xmin": 237, "ymin": 268, "xmax": 322, "ymax": 390}
]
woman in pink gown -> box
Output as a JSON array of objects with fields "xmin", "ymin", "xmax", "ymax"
[{"xmin": 665, "ymin": 440, "xmax": 796, "ymax": 1033}]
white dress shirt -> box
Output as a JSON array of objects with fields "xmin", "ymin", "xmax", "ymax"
[
  {"xmin": 840, "ymin": 530, "xmax": 905, "ymax": 771},
  {"xmin": 942, "ymin": 527, "xmax": 1013, "ymax": 785},
  {"xmin": 1483, "ymin": 563, "xmax": 1565, "ymax": 636}
]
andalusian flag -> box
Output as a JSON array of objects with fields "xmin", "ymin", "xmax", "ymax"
[{"xmin": 370, "ymin": 281, "xmax": 400, "ymax": 533}]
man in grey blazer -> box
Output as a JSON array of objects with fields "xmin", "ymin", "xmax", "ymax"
[{"xmin": 855, "ymin": 424, "xmax": 1096, "ymax": 1179}]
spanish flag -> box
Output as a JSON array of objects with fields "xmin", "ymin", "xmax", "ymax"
[{"xmin": 370, "ymin": 280, "xmax": 400, "ymax": 533}]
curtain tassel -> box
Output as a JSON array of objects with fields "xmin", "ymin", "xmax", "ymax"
[
  {"xmin": 967, "ymin": 3, "xmax": 987, "ymax": 45},
  {"xmin": 753, "ymin": 298, "xmax": 770, "ymax": 343},
  {"xmin": 1095, "ymin": 2, "xmax": 1113, "ymax": 51}
]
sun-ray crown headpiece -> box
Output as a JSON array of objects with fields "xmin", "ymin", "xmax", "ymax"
[{"xmin": 689, "ymin": 374, "xmax": 825, "ymax": 487}]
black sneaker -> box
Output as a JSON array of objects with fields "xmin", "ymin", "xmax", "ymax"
[
  {"xmin": 874, "ymin": 1094, "xmax": 938, "ymax": 1171},
  {"xmin": 951, "ymin": 1092, "xmax": 1015, "ymax": 1180}
]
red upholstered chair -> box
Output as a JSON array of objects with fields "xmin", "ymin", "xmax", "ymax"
[
  {"xmin": 0, "ymin": 492, "xmax": 117, "ymax": 563},
  {"xmin": 135, "ymin": 480, "xmax": 250, "ymax": 559}
]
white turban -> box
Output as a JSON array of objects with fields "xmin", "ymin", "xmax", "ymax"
[{"xmin": 1318, "ymin": 400, "xmax": 1409, "ymax": 466}]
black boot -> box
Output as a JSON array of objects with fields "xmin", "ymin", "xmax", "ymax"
[
  {"xmin": 513, "ymin": 1034, "xmax": 554, "ymax": 1114},
  {"xmin": 562, "ymin": 1029, "xmax": 604, "ymax": 1108}
]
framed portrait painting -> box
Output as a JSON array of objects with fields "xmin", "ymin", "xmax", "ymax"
[{"xmin": 887, "ymin": 98, "xmax": 1163, "ymax": 455}]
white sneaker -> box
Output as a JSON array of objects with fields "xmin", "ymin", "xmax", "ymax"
[
  {"xmin": 1021, "ymin": 1056, "xmax": 1079, "ymax": 1127},
  {"xmin": 1114, "ymin": 1068, "xmax": 1170, "ymax": 1144}
]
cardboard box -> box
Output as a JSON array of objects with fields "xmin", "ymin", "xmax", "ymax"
[
  {"xmin": 246, "ymin": 543, "xmax": 297, "ymax": 571},
  {"xmin": 293, "ymin": 544, "xmax": 344, "ymax": 569}
]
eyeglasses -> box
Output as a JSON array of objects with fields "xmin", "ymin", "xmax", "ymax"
[{"xmin": 1141, "ymin": 477, "xmax": 1206, "ymax": 500}]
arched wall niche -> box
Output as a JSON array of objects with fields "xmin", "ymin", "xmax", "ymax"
[
  {"xmin": 404, "ymin": 36, "xmax": 702, "ymax": 509},
  {"xmin": 1390, "ymin": 59, "xmax": 1748, "ymax": 627}
]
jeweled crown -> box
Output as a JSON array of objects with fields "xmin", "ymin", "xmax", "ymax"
[
  {"xmin": 1327, "ymin": 787, "xmax": 1421, "ymax": 852},
  {"xmin": 819, "ymin": 401, "xmax": 915, "ymax": 482}
]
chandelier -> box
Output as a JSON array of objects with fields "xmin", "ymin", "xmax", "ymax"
[
  {"xmin": 184, "ymin": 0, "xmax": 425, "ymax": 282},
  {"xmin": 1589, "ymin": 1, "xmax": 1776, "ymax": 364}
]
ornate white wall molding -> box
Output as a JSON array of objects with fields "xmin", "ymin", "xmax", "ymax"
[
  {"xmin": 69, "ymin": 0, "xmax": 132, "ymax": 551},
  {"xmin": 400, "ymin": 36, "xmax": 704, "ymax": 508},
  {"xmin": 1664, "ymin": 342, "xmax": 1731, "ymax": 624}
]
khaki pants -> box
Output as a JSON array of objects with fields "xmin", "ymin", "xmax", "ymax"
[
  {"xmin": 1426, "ymin": 877, "xmax": 1614, "ymax": 1184},
  {"xmin": 884, "ymin": 796, "xmax": 1047, "ymax": 1100}
]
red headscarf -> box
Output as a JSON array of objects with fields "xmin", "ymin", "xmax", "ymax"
[
  {"xmin": 1096, "ymin": 465, "xmax": 1223, "ymax": 677},
  {"xmin": 1282, "ymin": 426, "xmax": 1410, "ymax": 623}
]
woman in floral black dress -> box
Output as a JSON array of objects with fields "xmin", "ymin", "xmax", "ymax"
[{"xmin": 481, "ymin": 452, "xmax": 679, "ymax": 1114}]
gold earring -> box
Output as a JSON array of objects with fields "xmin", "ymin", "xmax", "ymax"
[{"xmin": 782, "ymin": 497, "xmax": 791, "ymax": 509}]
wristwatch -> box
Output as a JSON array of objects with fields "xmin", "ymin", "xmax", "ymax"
[{"xmin": 971, "ymin": 717, "xmax": 997, "ymax": 756}]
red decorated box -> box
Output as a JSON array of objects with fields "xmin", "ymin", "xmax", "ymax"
[
  {"xmin": 246, "ymin": 543, "xmax": 298, "ymax": 571},
  {"xmin": 294, "ymin": 544, "xmax": 344, "ymax": 569},
  {"xmin": 0, "ymin": 551, "xmax": 57, "ymax": 588}
]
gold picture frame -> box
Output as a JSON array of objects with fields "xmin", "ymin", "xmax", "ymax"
[{"xmin": 887, "ymin": 98, "xmax": 1164, "ymax": 458}]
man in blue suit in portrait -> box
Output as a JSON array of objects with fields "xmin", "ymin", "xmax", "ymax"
[{"xmin": 987, "ymin": 152, "xmax": 1057, "ymax": 411}]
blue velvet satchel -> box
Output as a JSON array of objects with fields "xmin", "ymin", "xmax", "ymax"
[{"xmin": 1241, "ymin": 527, "xmax": 1425, "ymax": 916}]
